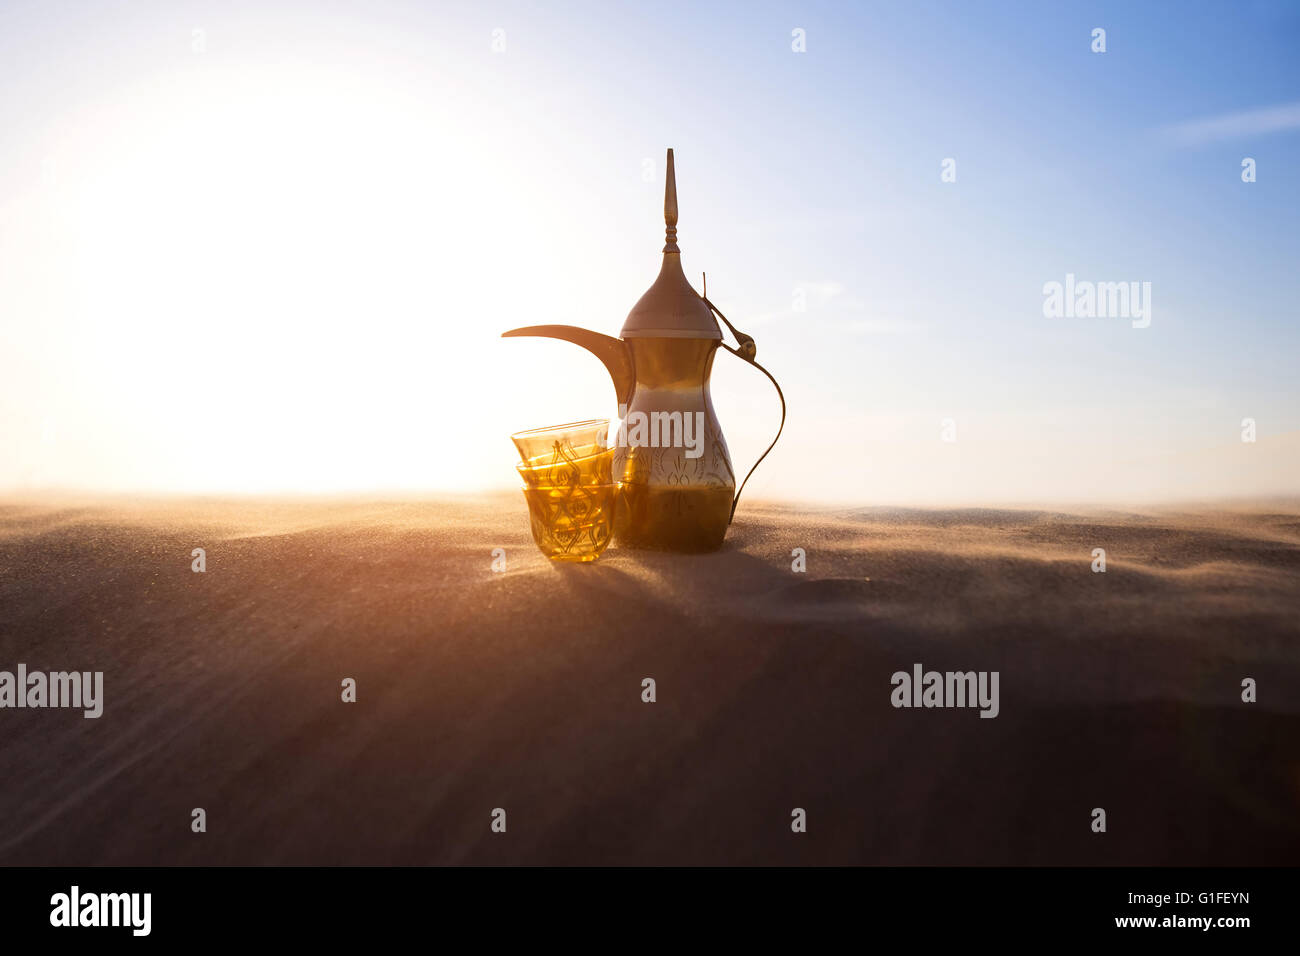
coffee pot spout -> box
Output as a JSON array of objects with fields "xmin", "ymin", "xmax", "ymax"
[{"xmin": 501, "ymin": 324, "xmax": 635, "ymax": 406}]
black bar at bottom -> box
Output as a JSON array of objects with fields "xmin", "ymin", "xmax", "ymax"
[{"xmin": 0, "ymin": 866, "xmax": 1279, "ymax": 942}]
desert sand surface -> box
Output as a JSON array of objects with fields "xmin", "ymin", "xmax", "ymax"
[{"xmin": 0, "ymin": 495, "xmax": 1297, "ymax": 865}]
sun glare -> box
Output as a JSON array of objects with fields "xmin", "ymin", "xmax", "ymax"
[{"xmin": 6, "ymin": 57, "xmax": 592, "ymax": 493}]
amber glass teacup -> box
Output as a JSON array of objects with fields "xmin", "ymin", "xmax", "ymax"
[
  {"xmin": 511, "ymin": 420, "xmax": 609, "ymax": 465},
  {"xmin": 521, "ymin": 482, "xmax": 616, "ymax": 562},
  {"xmin": 512, "ymin": 420, "xmax": 616, "ymax": 561}
]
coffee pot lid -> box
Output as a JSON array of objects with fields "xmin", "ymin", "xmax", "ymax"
[{"xmin": 620, "ymin": 149, "xmax": 722, "ymax": 341}]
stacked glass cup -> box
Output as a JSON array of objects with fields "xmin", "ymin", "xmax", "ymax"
[{"xmin": 512, "ymin": 420, "xmax": 617, "ymax": 562}]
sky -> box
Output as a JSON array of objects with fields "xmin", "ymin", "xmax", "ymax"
[{"xmin": 1, "ymin": 0, "xmax": 1297, "ymax": 505}]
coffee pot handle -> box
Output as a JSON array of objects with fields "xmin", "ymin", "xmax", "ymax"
[{"xmin": 702, "ymin": 292, "xmax": 786, "ymax": 524}]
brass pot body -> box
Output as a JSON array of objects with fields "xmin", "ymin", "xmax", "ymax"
[{"xmin": 614, "ymin": 338, "xmax": 734, "ymax": 552}]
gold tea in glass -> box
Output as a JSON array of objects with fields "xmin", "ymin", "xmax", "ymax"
[{"xmin": 521, "ymin": 483, "xmax": 616, "ymax": 562}]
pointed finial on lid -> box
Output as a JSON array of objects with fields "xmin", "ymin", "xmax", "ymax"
[
  {"xmin": 663, "ymin": 148, "xmax": 679, "ymax": 253},
  {"xmin": 621, "ymin": 147, "xmax": 720, "ymax": 340}
]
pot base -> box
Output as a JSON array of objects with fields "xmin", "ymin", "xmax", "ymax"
[{"xmin": 614, "ymin": 482, "xmax": 732, "ymax": 553}]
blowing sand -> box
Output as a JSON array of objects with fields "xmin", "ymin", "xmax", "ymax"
[{"xmin": 0, "ymin": 495, "xmax": 1297, "ymax": 865}]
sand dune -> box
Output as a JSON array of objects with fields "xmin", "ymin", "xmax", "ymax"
[{"xmin": 0, "ymin": 496, "xmax": 1297, "ymax": 864}]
